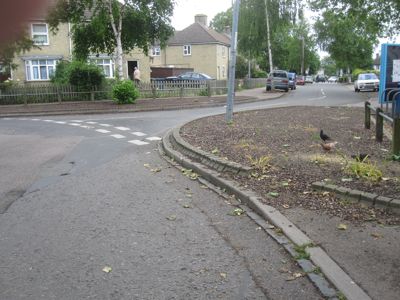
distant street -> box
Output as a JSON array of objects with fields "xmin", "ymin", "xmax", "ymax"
[{"xmin": 0, "ymin": 83, "xmax": 368, "ymax": 299}]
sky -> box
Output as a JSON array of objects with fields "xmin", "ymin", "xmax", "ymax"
[{"xmin": 171, "ymin": 0, "xmax": 232, "ymax": 30}]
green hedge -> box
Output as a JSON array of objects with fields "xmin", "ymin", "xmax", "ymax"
[{"xmin": 112, "ymin": 80, "xmax": 139, "ymax": 104}]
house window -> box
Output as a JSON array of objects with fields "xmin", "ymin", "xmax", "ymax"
[
  {"xmin": 25, "ymin": 59, "xmax": 56, "ymax": 81},
  {"xmin": 221, "ymin": 46, "xmax": 226, "ymax": 58},
  {"xmin": 93, "ymin": 59, "xmax": 114, "ymax": 78},
  {"xmin": 183, "ymin": 45, "xmax": 191, "ymax": 56},
  {"xmin": 31, "ymin": 23, "xmax": 49, "ymax": 45},
  {"xmin": 151, "ymin": 46, "xmax": 161, "ymax": 56}
]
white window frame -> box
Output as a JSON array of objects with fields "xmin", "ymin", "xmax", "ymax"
[
  {"xmin": 31, "ymin": 23, "xmax": 49, "ymax": 45},
  {"xmin": 92, "ymin": 58, "xmax": 115, "ymax": 78},
  {"xmin": 25, "ymin": 59, "xmax": 57, "ymax": 81},
  {"xmin": 151, "ymin": 46, "xmax": 161, "ymax": 56},
  {"xmin": 183, "ymin": 45, "xmax": 191, "ymax": 56}
]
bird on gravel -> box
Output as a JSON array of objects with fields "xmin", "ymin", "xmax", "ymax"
[
  {"xmin": 321, "ymin": 141, "xmax": 338, "ymax": 151},
  {"xmin": 320, "ymin": 129, "xmax": 331, "ymax": 142},
  {"xmin": 351, "ymin": 153, "xmax": 369, "ymax": 161}
]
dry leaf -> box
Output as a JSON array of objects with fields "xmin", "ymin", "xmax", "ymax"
[
  {"xmin": 337, "ymin": 223, "xmax": 348, "ymax": 230},
  {"xmin": 182, "ymin": 204, "xmax": 192, "ymax": 208},
  {"xmin": 200, "ymin": 185, "xmax": 209, "ymax": 189},
  {"xmin": 143, "ymin": 163, "xmax": 150, "ymax": 168},
  {"xmin": 151, "ymin": 168, "xmax": 162, "ymax": 173},
  {"xmin": 228, "ymin": 208, "xmax": 244, "ymax": 216},
  {"xmin": 102, "ymin": 266, "xmax": 112, "ymax": 273},
  {"xmin": 322, "ymin": 191, "xmax": 330, "ymax": 196},
  {"xmin": 166, "ymin": 215, "xmax": 177, "ymax": 221},
  {"xmin": 282, "ymin": 204, "xmax": 290, "ymax": 209},
  {"xmin": 220, "ymin": 272, "xmax": 227, "ymax": 279},
  {"xmin": 371, "ymin": 233, "xmax": 383, "ymax": 239}
]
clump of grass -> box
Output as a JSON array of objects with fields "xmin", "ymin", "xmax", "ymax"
[
  {"xmin": 294, "ymin": 243, "xmax": 315, "ymax": 260},
  {"xmin": 247, "ymin": 155, "xmax": 272, "ymax": 174},
  {"xmin": 345, "ymin": 160, "xmax": 383, "ymax": 182}
]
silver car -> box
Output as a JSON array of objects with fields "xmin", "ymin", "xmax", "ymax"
[
  {"xmin": 266, "ymin": 70, "xmax": 289, "ymax": 92},
  {"xmin": 354, "ymin": 73, "xmax": 379, "ymax": 92}
]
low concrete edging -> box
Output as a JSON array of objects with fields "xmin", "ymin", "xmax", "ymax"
[
  {"xmin": 312, "ymin": 181, "xmax": 400, "ymax": 215},
  {"xmin": 171, "ymin": 127, "xmax": 252, "ymax": 176},
  {"xmin": 161, "ymin": 128, "xmax": 371, "ymax": 300}
]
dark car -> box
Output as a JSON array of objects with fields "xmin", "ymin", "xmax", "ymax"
[
  {"xmin": 315, "ymin": 75, "xmax": 326, "ymax": 83},
  {"xmin": 166, "ymin": 72, "xmax": 213, "ymax": 81},
  {"xmin": 266, "ymin": 70, "xmax": 289, "ymax": 92},
  {"xmin": 288, "ymin": 72, "xmax": 296, "ymax": 90}
]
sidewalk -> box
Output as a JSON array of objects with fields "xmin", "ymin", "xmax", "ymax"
[
  {"xmin": 0, "ymin": 88, "xmax": 280, "ymax": 117},
  {"xmin": 162, "ymin": 104, "xmax": 400, "ymax": 300}
]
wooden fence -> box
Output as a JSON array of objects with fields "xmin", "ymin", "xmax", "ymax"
[
  {"xmin": 0, "ymin": 78, "xmax": 266, "ymax": 105},
  {"xmin": 365, "ymin": 101, "xmax": 400, "ymax": 155}
]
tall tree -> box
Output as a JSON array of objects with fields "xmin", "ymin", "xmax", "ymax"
[
  {"xmin": 314, "ymin": 11, "xmax": 375, "ymax": 72},
  {"xmin": 210, "ymin": 9, "xmax": 232, "ymax": 33},
  {"xmin": 48, "ymin": 0, "xmax": 174, "ymax": 79}
]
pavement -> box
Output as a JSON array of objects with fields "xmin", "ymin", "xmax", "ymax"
[{"xmin": 0, "ymin": 88, "xmax": 283, "ymax": 117}]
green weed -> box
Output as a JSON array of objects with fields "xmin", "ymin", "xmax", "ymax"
[
  {"xmin": 247, "ymin": 155, "xmax": 272, "ymax": 174},
  {"xmin": 294, "ymin": 243, "xmax": 315, "ymax": 260},
  {"xmin": 345, "ymin": 160, "xmax": 383, "ymax": 182}
]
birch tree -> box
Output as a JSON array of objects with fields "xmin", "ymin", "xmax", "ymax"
[{"xmin": 48, "ymin": 0, "xmax": 174, "ymax": 79}]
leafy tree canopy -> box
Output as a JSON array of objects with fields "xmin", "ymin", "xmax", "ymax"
[
  {"xmin": 210, "ymin": 8, "xmax": 232, "ymax": 33},
  {"xmin": 47, "ymin": 0, "xmax": 174, "ymax": 61},
  {"xmin": 0, "ymin": 33, "xmax": 36, "ymax": 72}
]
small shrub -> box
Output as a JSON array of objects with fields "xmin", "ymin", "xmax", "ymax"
[
  {"xmin": 252, "ymin": 69, "xmax": 267, "ymax": 78},
  {"xmin": 112, "ymin": 80, "xmax": 139, "ymax": 104},
  {"xmin": 247, "ymin": 155, "xmax": 272, "ymax": 173},
  {"xmin": 198, "ymin": 89, "xmax": 208, "ymax": 96},
  {"xmin": 68, "ymin": 61, "xmax": 104, "ymax": 91},
  {"xmin": 345, "ymin": 161, "xmax": 383, "ymax": 182},
  {"xmin": 51, "ymin": 60, "xmax": 71, "ymax": 84}
]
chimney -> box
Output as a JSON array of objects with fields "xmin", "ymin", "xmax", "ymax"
[{"xmin": 195, "ymin": 14, "xmax": 208, "ymax": 27}]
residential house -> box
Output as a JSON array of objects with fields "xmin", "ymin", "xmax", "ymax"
[
  {"xmin": 9, "ymin": 5, "xmax": 151, "ymax": 84},
  {"xmin": 150, "ymin": 15, "xmax": 230, "ymax": 80}
]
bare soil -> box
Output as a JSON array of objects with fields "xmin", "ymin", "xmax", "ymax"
[{"xmin": 181, "ymin": 106, "xmax": 400, "ymax": 225}]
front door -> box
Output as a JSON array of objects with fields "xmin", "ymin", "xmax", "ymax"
[{"xmin": 127, "ymin": 61, "xmax": 138, "ymax": 80}]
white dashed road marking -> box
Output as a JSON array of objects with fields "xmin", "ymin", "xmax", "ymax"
[
  {"xmin": 96, "ymin": 129, "xmax": 111, "ymax": 133},
  {"xmin": 68, "ymin": 123, "xmax": 81, "ymax": 126},
  {"xmin": 110, "ymin": 134, "xmax": 126, "ymax": 139},
  {"xmin": 146, "ymin": 137, "xmax": 162, "ymax": 141},
  {"xmin": 31, "ymin": 119, "xmax": 40, "ymax": 121},
  {"xmin": 131, "ymin": 132, "xmax": 147, "ymax": 136},
  {"xmin": 128, "ymin": 140, "xmax": 149, "ymax": 145},
  {"xmin": 70, "ymin": 120, "xmax": 83, "ymax": 123},
  {"xmin": 99, "ymin": 124, "xmax": 112, "ymax": 127},
  {"xmin": 80, "ymin": 125, "xmax": 93, "ymax": 129},
  {"xmin": 115, "ymin": 126, "xmax": 130, "ymax": 131},
  {"xmin": 44, "ymin": 119, "xmax": 54, "ymax": 122},
  {"xmin": 86, "ymin": 121, "xmax": 98, "ymax": 124},
  {"xmin": 55, "ymin": 121, "xmax": 66, "ymax": 124}
]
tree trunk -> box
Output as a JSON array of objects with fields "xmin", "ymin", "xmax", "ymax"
[
  {"xmin": 264, "ymin": 0, "xmax": 273, "ymax": 73},
  {"xmin": 108, "ymin": 0, "xmax": 124, "ymax": 79},
  {"xmin": 116, "ymin": 35, "xmax": 123, "ymax": 79}
]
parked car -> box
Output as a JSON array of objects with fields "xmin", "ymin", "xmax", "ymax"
[
  {"xmin": 354, "ymin": 73, "xmax": 379, "ymax": 92},
  {"xmin": 266, "ymin": 70, "xmax": 289, "ymax": 92},
  {"xmin": 305, "ymin": 76, "xmax": 314, "ymax": 83},
  {"xmin": 315, "ymin": 75, "xmax": 326, "ymax": 83},
  {"xmin": 288, "ymin": 72, "xmax": 297, "ymax": 90},
  {"xmin": 296, "ymin": 75, "xmax": 305, "ymax": 85},
  {"xmin": 166, "ymin": 72, "xmax": 213, "ymax": 81},
  {"xmin": 327, "ymin": 76, "xmax": 338, "ymax": 83}
]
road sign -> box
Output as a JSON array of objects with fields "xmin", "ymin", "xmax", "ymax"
[{"xmin": 379, "ymin": 44, "xmax": 400, "ymax": 112}]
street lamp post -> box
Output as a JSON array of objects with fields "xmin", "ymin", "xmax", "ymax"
[{"xmin": 226, "ymin": 0, "xmax": 240, "ymax": 123}]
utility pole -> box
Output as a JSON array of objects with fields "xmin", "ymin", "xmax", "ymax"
[{"xmin": 226, "ymin": 0, "xmax": 240, "ymax": 123}]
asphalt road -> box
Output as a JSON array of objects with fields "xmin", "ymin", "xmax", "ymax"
[{"xmin": 0, "ymin": 83, "xmax": 367, "ymax": 299}]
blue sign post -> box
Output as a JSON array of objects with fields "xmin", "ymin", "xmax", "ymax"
[{"xmin": 379, "ymin": 44, "xmax": 400, "ymax": 115}]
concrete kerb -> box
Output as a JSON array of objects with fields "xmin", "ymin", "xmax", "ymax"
[
  {"xmin": 160, "ymin": 128, "xmax": 372, "ymax": 300},
  {"xmin": 172, "ymin": 127, "xmax": 252, "ymax": 176},
  {"xmin": 312, "ymin": 181, "xmax": 400, "ymax": 215}
]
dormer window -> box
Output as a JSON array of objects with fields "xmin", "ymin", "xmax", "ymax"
[
  {"xmin": 183, "ymin": 45, "xmax": 191, "ymax": 56},
  {"xmin": 31, "ymin": 23, "xmax": 49, "ymax": 45},
  {"xmin": 151, "ymin": 46, "xmax": 161, "ymax": 56}
]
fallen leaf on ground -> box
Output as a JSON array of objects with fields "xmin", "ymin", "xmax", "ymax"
[
  {"xmin": 279, "ymin": 267, "xmax": 290, "ymax": 273},
  {"xmin": 322, "ymin": 191, "xmax": 330, "ymax": 196},
  {"xmin": 268, "ymin": 192, "xmax": 279, "ymax": 198},
  {"xmin": 337, "ymin": 223, "xmax": 348, "ymax": 230},
  {"xmin": 182, "ymin": 204, "xmax": 192, "ymax": 208},
  {"xmin": 166, "ymin": 215, "xmax": 177, "ymax": 221},
  {"xmin": 200, "ymin": 185, "xmax": 208, "ymax": 189},
  {"xmin": 282, "ymin": 144, "xmax": 290, "ymax": 148},
  {"xmin": 143, "ymin": 163, "xmax": 150, "ymax": 168},
  {"xmin": 282, "ymin": 204, "xmax": 290, "ymax": 209},
  {"xmin": 341, "ymin": 178, "xmax": 353, "ymax": 182},
  {"xmin": 151, "ymin": 168, "xmax": 162, "ymax": 173},
  {"xmin": 303, "ymin": 191, "xmax": 312, "ymax": 195},
  {"xmin": 220, "ymin": 272, "xmax": 227, "ymax": 279},
  {"xmin": 281, "ymin": 181, "xmax": 289, "ymax": 187},
  {"xmin": 353, "ymin": 136, "xmax": 361, "ymax": 139},
  {"xmin": 211, "ymin": 148, "xmax": 219, "ymax": 154},
  {"xmin": 371, "ymin": 233, "xmax": 383, "ymax": 239},
  {"xmin": 102, "ymin": 266, "xmax": 112, "ymax": 273},
  {"xmin": 286, "ymin": 272, "xmax": 304, "ymax": 281},
  {"xmin": 382, "ymin": 177, "xmax": 390, "ymax": 181},
  {"xmin": 228, "ymin": 208, "xmax": 244, "ymax": 216}
]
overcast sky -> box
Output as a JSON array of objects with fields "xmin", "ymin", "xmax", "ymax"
[{"xmin": 171, "ymin": 0, "xmax": 232, "ymax": 30}]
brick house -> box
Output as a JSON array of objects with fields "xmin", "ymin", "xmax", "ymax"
[{"xmin": 150, "ymin": 15, "xmax": 231, "ymax": 80}]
